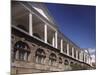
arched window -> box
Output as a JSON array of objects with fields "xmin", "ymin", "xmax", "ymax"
[
  {"xmin": 64, "ymin": 59, "xmax": 69, "ymax": 65},
  {"xmin": 35, "ymin": 48, "xmax": 46, "ymax": 64},
  {"xmin": 59, "ymin": 57, "xmax": 63, "ymax": 64},
  {"xmin": 13, "ymin": 41, "xmax": 30, "ymax": 61},
  {"xmin": 70, "ymin": 61, "xmax": 74, "ymax": 65},
  {"xmin": 49, "ymin": 53, "xmax": 57, "ymax": 66}
]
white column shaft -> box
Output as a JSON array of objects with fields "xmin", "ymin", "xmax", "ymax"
[
  {"xmin": 55, "ymin": 31, "xmax": 58, "ymax": 48},
  {"xmin": 89, "ymin": 57, "xmax": 91, "ymax": 64},
  {"xmin": 76, "ymin": 50, "xmax": 78, "ymax": 59},
  {"xmin": 61, "ymin": 39, "xmax": 63, "ymax": 53},
  {"xmin": 36, "ymin": 56, "xmax": 38, "ymax": 63},
  {"xmin": 29, "ymin": 13, "xmax": 33, "ymax": 36},
  {"xmin": 52, "ymin": 36, "xmax": 55, "ymax": 47},
  {"xmin": 67, "ymin": 44, "xmax": 69, "ymax": 55},
  {"xmin": 44, "ymin": 24, "xmax": 47, "ymax": 43},
  {"xmin": 87, "ymin": 55, "xmax": 89, "ymax": 63},
  {"xmin": 84, "ymin": 53, "xmax": 86, "ymax": 62},
  {"xmin": 16, "ymin": 50, "xmax": 19, "ymax": 60},
  {"xmin": 24, "ymin": 52, "xmax": 27, "ymax": 61},
  {"xmin": 72, "ymin": 47, "xmax": 74, "ymax": 58},
  {"xmin": 88, "ymin": 57, "xmax": 90, "ymax": 64},
  {"xmin": 80, "ymin": 51, "xmax": 83, "ymax": 61},
  {"xmin": 86, "ymin": 54, "xmax": 88, "ymax": 63}
]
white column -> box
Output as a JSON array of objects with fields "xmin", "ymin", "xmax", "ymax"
[
  {"xmin": 41, "ymin": 58, "xmax": 45, "ymax": 64},
  {"xmin": 79, "ymin": 52, "xmax": 81, "ymax": 61},
  {"xmin": 84, "ymin": 53, "xmax": 86, "ymax": 62},
  {"xmin": 83, "ymin": 53, "xmax": 84, "ymax": 62},
  {"xmin": 89, "ymin": 57, "xmax": 91, "ymax": 65},
  {"xmin": 24, "ymin": 52, "xmax": 27, "ymax": 61},
  {"xmin": 90, "ymin": 58, "xmax": 91, "ymax": 65},
  {"xmin": 88, "ymin": 57, "xmax": 90, "ymax": 64},
  {"xmin": 80, "ymin": 51, "xmax": 83, "ymax": 61},
  {"xmin": 55, "ymin": 31, "xmax": 58, "ymax": 48},
  {"xmin": 88, "ymin": 56, "xmax": 90, "ymax": 64},
  {"xmin": 81, "ymin": 52, "xmax": 83, "ymax": 61},
  {"xmin": 36, "ymin": 56, "xmax": 38, "ymax": 63},
  {"xmin": 85, "ymin": 54, "xmax": 86, "ymax": 63},
  {"xmin": 90, "ymin": 58, "xmax": 92, "ymax": 66},
  {"xmin": 85, "ymin": 55, "xmax": 87, "ymax": 63},
  {"xmin": 15, "ymin": 50, "xmax": 19, "ymax": 60},
  {"xmin": 44, "ymin": 24, "xmax": 47, "ymax": 43},
  {"xmin": 29, "ymin": 13, "xmax": 33, "ymax": 36},
  {"xmin": 87, "ymin": 55, "xmax": 89, "ymax": 63},
  {"xmin": 78, "ymin": 52, "xmax": 80, "ymax": 60},
  {"xmin": 72, "ymin": 47, "xmax": 74, "ymax": 58},
  {"xmin": 67, "ymin": 44, "xmax": 69, "ymax": 55},
  {"xmin": 61, "ymin": 39, "xmax": 63, "ymax": 53},
  {"xmin": 87, "ymin": 55, "xmax": 89, "ymax": 64},
  {"xmin": 52, "ymin": 36, "xmax": 55, "ymax": 47},
  {"xmin": 76, "ymin": 50, "xmax": 78, "ymax": 59}
]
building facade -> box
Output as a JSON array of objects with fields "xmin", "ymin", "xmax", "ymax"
[{"xmin": 11, "ymin": 1, "xmax": 93, "ymax": 74}]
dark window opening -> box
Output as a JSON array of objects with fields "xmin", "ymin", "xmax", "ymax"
[
  {"xmin": 59, "ymin": 57, "xmax": 63, "ymax": 64},
  {"xmin": 64, "ymin": 59, "xmax": 69, "ymax": 65},
  {"xmin": 49, "ymin": 53, "xmax": 57, "ymax": 66},
  {"xmin": 13, "ymin": 41, "xmax": 30, "ymax": 61},
  {"xmin": 35, "ymin": 48, "xmax": 46, "ymax": 64}
]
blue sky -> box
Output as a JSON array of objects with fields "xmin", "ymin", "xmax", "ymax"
[{"xmin": 45, "ymin": 3, "xmax": 96, "ymax": 49}]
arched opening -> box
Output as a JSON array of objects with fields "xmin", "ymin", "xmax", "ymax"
[
  {"xmin": 49, "ymin": 53, "xmax": 57, "ymax": 66},
  {"xmin": 70, "ymin": 61, "xmax": 74, "ymax": 65},
  {"xmin": 35, "ymin": 48, "xmax": 46, "ymax": 64},
  {"xmin": 64, "ymin": 59, "xmax": 69, "ymax": 65},
  {"xmin": 13, "ymin": 41, "xmax": 30, "ymax": 61},
  {"xmin": 64, "ymin": 59, "xmax": 69, "ymax": 70},
  {"xmin": 59, "ymin": 57, "xmax": 63, "ymax": 64}
]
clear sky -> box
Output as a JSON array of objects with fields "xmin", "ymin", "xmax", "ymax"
[{"xmin": 45, "ymin": 3, "xmax": 96, "ymax": 49}]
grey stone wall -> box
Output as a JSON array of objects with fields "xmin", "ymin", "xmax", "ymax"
[{"xmin": 11, "ymin": 28, "xmax": 92, "ymax": 74}]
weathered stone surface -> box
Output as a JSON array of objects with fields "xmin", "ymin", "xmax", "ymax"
[{"xmin": 11, "ymin": 30, "xmax": 92, "ymax": 74}]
